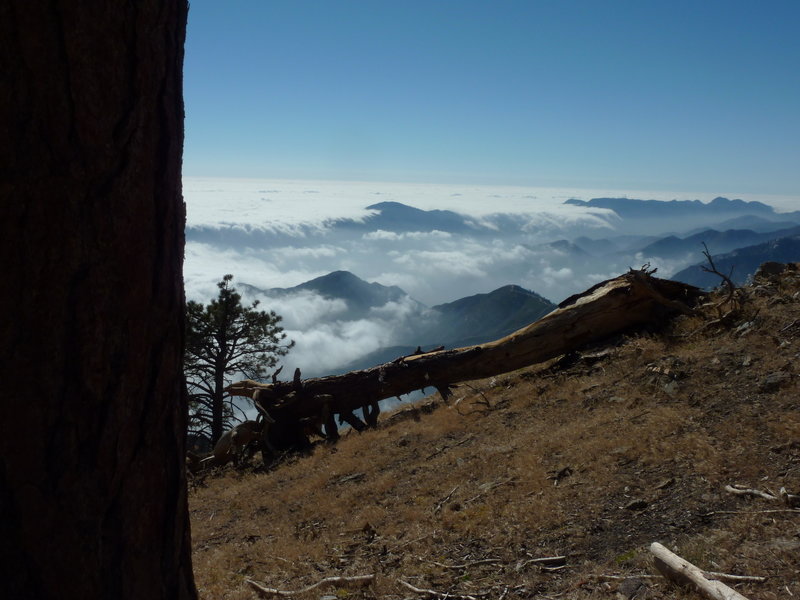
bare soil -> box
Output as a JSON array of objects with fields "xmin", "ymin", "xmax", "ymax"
[{"xmin": 190, "ymin": 269, "xmax": 800, "ymax": 599}]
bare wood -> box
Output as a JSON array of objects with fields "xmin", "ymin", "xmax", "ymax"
[
  {"xmin": 425, "ymin": 558, "xmax": 502, "ymax": 570},
  {"xmin": 706, "ymin": 509, "xmax": 800, "ymax": 516},
  {"xmin": 780, "ymin": 487, "xmax": 800, "ymax": 508},
  {"xmin": 593, "ymin": 572, "xmax": 765, "ymax": 583},
  {"xmin": 520, "ymin": 555, "xmax": 567, "ymax": 568},
  {"xmin": 246, "ymin": 574, "xmax": 374, "ymax": 597},
  {"xmin": 433, "ymin": 485, "xmax": 460, "ymax": 514},
  {"xmin": 397, "ymin": 579, "xmax": 481, "ymax": 600},
  {"xmin": 704, "ymin": 572, "xmax": 767, "ymax": 584},
  {"xmin": 724, "ymin": 484, "xmax": 778, "ymax": 501},
  {"xmin": 227, "ymin": 271, "xmax": 703, "ymax": 428},
  {"xmin": 650, "ymin": 542, "xmax": 751, "ymax": 600}
]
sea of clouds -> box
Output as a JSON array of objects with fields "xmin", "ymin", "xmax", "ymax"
[{"xmin": 183, "ymin": 177, "xmax": 796, "ymax": 380}]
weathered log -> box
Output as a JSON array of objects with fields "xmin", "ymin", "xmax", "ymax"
[
  {"xmin": 650, "ymin": 542, "xmax": 751, "ymax": 600},
  {"xmin": 227, "ymin": 270, "xmax": 703, "ymax": 432}
]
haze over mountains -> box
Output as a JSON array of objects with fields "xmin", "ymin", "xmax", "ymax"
[
  {"xmin": 183, "ymin": 178, "xmax": 799, "ymax": 378},
  {"xmin": 240, "ymin": 271, "xmax": 555, "ymax": 376}
]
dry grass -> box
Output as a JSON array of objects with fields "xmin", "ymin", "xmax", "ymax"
[{"xmin": 190, "ymin": 270, "xmax": 800, "ymax": 599}]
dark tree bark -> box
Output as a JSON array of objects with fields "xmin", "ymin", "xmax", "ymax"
[{"xmin": 0, "ymin": 2, "xmax": 195, "ymax": 599}]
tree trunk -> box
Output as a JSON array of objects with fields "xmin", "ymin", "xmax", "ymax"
[
  {"xmin": 0, "ymin": 3, "xmax": 195, "ymax": 599},
  {"xmin": 213, "ymin": 366, "xmax": 227, "ymax": 444},
  {"xmin": 228, "ymin": 271, "xmax": 703, "ymax": 437}
]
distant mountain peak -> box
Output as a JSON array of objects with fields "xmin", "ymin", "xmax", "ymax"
[
  {"xmin": 564, "ymin": 196, "xmax": 775, "ymax": 217},
  {"xmin": 307, "ymin": 270, "xmax": 360, "ymax": 284}
]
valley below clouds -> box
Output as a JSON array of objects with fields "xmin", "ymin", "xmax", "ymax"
[{"xmin": 184, "ymin": 177, "xmax": 799, "ymax": 378}]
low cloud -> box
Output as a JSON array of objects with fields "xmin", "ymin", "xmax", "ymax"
[
  {"xmin": 249, "ymin": 292, "xmax": 349, "ymax": 330},
  {"xmin": 183, "ymin": 178, "xmax": 756, "ymax": 378},
  {"xmin": 282, "ymin": 319, "xmax": 393, "ymax": 376},
  {"xmin": 363, "ymin": 229, "xmax": 453, "ymax": 241}
]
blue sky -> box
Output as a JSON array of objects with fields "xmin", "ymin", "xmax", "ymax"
[{"xmin": 184, "ymin": 1, "xmax": 800, "ymax": 196}]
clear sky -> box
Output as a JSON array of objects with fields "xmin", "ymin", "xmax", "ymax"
[{"xmin": 184, "ymin": 1, "xmax": 800, "ymax": 197}]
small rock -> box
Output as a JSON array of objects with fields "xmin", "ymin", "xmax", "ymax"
[
  {"xmin": 655, "ymin": 477, "xmax": 676, "ymax": 490},
  {"xmin": 617, "ymin": 577, "xmax": 646, "ymax": 599},
  {"xmin": 663, "ymin": 381, "xmax": 679, "ymax": 397},
  {"xmin": 623, "ymin": 499, "xmax": 648, "ymax": 511},
  {"xmin": 755, "ymin": 261, "xmax": 787, "ymax": 279},
  {"xmin": 760, "ymin": 371, "xmax": 791, "ymax": 393}
]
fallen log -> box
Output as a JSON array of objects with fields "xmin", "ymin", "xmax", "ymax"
[
  {"xmin": 227, "ymin": 269, "xmax": 703, "ymax": 439},
  {"xmin": 650, "ymin": 542, "xmax": 751, "ymax": 600}
]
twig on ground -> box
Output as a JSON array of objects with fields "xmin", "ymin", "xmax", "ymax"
[
  {"xmin": 725, "ymin": 484, "xmax": 778, "ymax": 501},
  {"xmin": 433, "ymin": 485, "xmax": 460, "ymax": 514},
  {"xmin": 464, "ymin": 477, "xmax": 515, "ymax": 505},
  {"xmin": 704, "ymin": 571, "xmax": 767, "ymax": 584},
  {"xmin": 592, "ymin": 574, "xmax": 661, "ymax": 581},
  {"xmin": 517, "ymin": 556, "xmax": 567, "ymax": 571},
  {"xmin": 705, "ymin": 509, "xmax": 800, "ymax": 516},
  {"xmin": 456, "ymin": 384, "xmax": 495, "ymax": 415},
  {"xmin": 593, "ymin": 571, "xmax": 766, "ymax": 583},
  {"xmin": 246, "ymin": 574, "xmax": 374, "ymax": 597},
  {"xmin": 426, "ymin": 435, "xmax": 474, "ymax": 459},
  {"xmin": 390, "ymin": 533, "xmax": 432, "ymax": 552},
  {"xmin": 425, "ymin": 558, "xmax": 502, "ymax": 570},
  {"xmin": 397, "ymin": 578, "xmax": 484, "ymax": 599}
]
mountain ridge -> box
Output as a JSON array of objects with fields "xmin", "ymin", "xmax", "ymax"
[
  {"xmin": 672, "ymin": 234, "xmax": 800, "ymax": 288},
  {"xmin": 242, "ymin": 270, "xmax": 557, "ymax": 374}
]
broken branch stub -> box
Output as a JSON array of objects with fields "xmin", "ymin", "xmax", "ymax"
[{"xmin": 226, "ymin": 271, "xmax": 703, "ymax": 426}]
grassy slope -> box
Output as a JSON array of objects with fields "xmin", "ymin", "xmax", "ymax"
[{"xmin": 190, "ymin": 270, "xmax": 800, "ymax": 599}]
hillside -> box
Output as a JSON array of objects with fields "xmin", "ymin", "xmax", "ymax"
[
  {"xmin": 673, "ymin": 235, "xmax": 800, "ymax": 289},
  {"xmin": 189, "ymin": 267, "xmax": 800, "ymax": 599},
  {"xmin": 637, "ymin": 226, "xmax": 800, "ymax": 260},
  {"xmin": 428, "ymin": 285, "xmax": 556, "ymax": 346}
]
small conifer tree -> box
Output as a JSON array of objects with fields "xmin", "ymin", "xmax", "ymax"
[{"xmin": 185, "ymin": 274, "xmax": 293, "ymax": 443}]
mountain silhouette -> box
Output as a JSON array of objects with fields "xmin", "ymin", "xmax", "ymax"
[
  {"xmin": 637, "ymin": 225, "xmax": 800, "ymax": 260},
  {"xmin": 564, "ymin": 196, "xmax": 775, "ymax": 218},
  {"xmin": 338, "ymin": 284, "xmax": 557, "ymax": 372},
  {"xmin": 671, "ymin": 235, "xmax": 800, "ymax": 289},
  {"xmin": 261, "ymin": 270, "xmax": 416, "ymax": 320},
  {"xmin": 331, "ymin": 201, "xmax": 477, "ymax": 234}
]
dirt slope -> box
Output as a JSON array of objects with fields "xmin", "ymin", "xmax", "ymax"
[{"xmin": 190, "ymin": 268, "xmax": 800, "ymax": 599}]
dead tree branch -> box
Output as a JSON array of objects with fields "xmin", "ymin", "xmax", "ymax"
[
  {"xmin": 227, "ymin": 271, "xmax": 704, "ymax": 437},
  {"xmin": 725, "ymin": 484, "xmax": 778, "ymax": 501},
  {"xmin": 701, "ymin": 242, "xmax": 745, "ymax": 318},
  {"xmin": 650, "ymin": 542, "xmax": 751, "ymax": 600},
  {"xmin": 397, "ymin": 579, "xmax": 484, "ymax": 600},
  {"xmin": 246, "ymin": 574, "xmax": 374, "ymax": 597}
]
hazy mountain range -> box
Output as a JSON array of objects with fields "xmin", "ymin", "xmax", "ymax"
[
  {"xmin": 184, "ymin": 182, "xmax": 799, "ymax": 378},
  {"xmin": 672, "ymin": 235, "xmax": 800, "ymax": 289},
  {"xmin": 241, "ymin": 270, "xmax": 556, "ymax": 374}
]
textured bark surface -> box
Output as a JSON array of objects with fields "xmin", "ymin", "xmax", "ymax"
[
  {"xmin": 228, "ymin": 272, "xmax": 703, "ymax": 433},
  {"xmin": 0, "ymin": 2, "xmax": 195, "ymax": 599}
]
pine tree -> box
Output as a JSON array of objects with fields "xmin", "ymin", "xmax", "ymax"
[{"xmin": 185, "ymin": 274, "xmax": 294, "ymax": 443}]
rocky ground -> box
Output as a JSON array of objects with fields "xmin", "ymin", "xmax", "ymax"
[{"xmin": 189, "ymin": 266, "xmax": 800, "ymax": 599}]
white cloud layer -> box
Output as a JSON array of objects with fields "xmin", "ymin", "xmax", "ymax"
[{"xmin": 183, "ymin": 177, "xmax": 796, "ymax": 378}]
